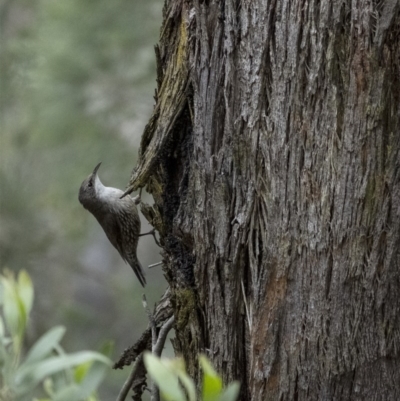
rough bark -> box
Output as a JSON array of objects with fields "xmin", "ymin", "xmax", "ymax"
[{"xmin": 126, "ymin": 1, "xmax": 400, "ymax": 400}]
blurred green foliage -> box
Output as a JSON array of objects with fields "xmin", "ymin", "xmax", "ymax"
[
  {"xmin": 0, "ymin": 270, "xmax": 112, "ymax": 401},
  {"xmin": 144, "ymin": 353, "xmax": 240, "ymax": 401},
  {"xmin": 1, "ymin": 0, "xmax": 166, "ymax": 397},
  {"xmin": 1, "ymin": 0, "xmax": 161, "ymax": 239}
]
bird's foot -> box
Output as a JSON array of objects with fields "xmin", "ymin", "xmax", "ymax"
[
  {"xmin": 139, "ymin": 228, "xmax": 161, "ymax": 247},
  {"xmin": 132, "ymin": 188, "xmax": 143, "ymax": 205}
]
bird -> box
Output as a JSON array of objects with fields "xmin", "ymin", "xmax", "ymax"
[{"xmin": 78, "ymin": 162, "xmax": 146, "ymax": 286}]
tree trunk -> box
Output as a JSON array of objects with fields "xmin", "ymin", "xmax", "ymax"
[{"xmin": 126, "ymin": 0, "xmax": 400, "ymax": 399}]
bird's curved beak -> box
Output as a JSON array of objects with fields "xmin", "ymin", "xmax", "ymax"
[{"xmin": 92, "ymin": 162, "xmax": 102, "ymax": 175}]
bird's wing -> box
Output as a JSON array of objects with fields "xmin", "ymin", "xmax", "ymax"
[
  {"xmin": 96, "ymin": 210, "xmax": 146, "ymax": 287},
  {"xmin": 96, "ymin": 212, "xmax": 126, "ymax": 262}
]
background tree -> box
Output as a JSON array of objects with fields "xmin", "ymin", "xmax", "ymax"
[{"xmin": 126, "ymin": 0, "xmax": 400, "ymax": 399}]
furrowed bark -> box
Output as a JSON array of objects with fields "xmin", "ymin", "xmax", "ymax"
[{"xmin": 127, "ymin": 1, "xmax": 400, "ymax": 399}]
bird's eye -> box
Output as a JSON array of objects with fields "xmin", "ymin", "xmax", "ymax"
[{"xmin": 88, "ymin": 181, "xmax": 93, "ymax": 188}]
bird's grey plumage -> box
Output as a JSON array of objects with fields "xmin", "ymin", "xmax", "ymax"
[{"xmin": 78, "ymin": 163, "xmax": 146, "ymax": 286}]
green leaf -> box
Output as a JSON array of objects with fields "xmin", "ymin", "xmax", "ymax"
[
  {"xmin": 98, "ymin": 340, "xmax": 114, "ymax": 357},
  {"xmin": 175, "ymin": 369, "xmax": 196, "ymax": 401},
  {"xmin": 166, "ymin": 358, "xmax": 196, "ymax": 401},
  {"xmin": 14, "ymin": 351, "xmax": 111, "ymax": 396},
  {"xmin": 70, "ymin": 341, "xmax": 113, "ymax": 395},
  {"xmin": 67, "ymin": 359, "xmax": 109, "ymax": 400},
  {"xmin": 17, "ymin": 270, "xmax": 34, "ymax": 317},
  {"xmin": 1, "ymin": 273, "xmax": 22, "ymax": 340},
  {"xmin": 23, "ymin": 326, "xmax": 66, "ymax": 365},
  {"xmin": 73, "ymin": 340, "xmax": 113, "ymax": 384},
  {"xmin": 144, "ymin": 352, "xmax": 186, "ymax": 401},
  {"xmin": 51, "ymin": 384, "xmax": 81, "ymax": 401},
  {"xmin": 219, "ymin": 382, "xmax": 240, "ymax": 401},
  {"xmin": 74, "ymin": 361, "xmax": 91, "ymax": 383},
  {"xmin": 0, "ymin": 315, "xmax": 5, "ymax": 337},
  {"xmin": 199, "ymin": 355, "xmax": 219, "ymax": 377},
  {"xmin": 199, "ymin": 355, "xmax": 223, "ymax": 401},
  {"xmin": 43, "ymin": 377, "xmax": 55, "ymax": 397}
]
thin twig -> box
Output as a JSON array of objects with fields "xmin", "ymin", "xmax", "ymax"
[
  {"xmin": 151, "ymin": 315, "xmax": 175, "ymax": 401},
  {"xmin": 153, "ymin": 316, "xmax": 175, "ymax": 356},
  {"xmin": 116, "ymin": 352, "xmax": 143, "ymax": 401},
  {"xmin": 142, "ymin": 292, "xmax": 175, "ymax": 401},
  {"xmin": 148, "ymin": 261, "xmax": 163, "ymax": 269},
  {"xmin": 143, "ymin": 295, "xmax": 160, "ymax": 401}
]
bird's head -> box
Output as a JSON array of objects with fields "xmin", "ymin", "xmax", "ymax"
[{"xmin": 78, "ymin": 162, "xmax": 103, "ymax": 209}]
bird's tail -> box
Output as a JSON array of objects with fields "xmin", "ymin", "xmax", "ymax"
[{"xmin": 129, "ymin": 257, "xmax": 146, "ymax": 287}]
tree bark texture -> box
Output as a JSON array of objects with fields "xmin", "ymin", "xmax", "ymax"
[{"xmin": 126, "ymin": 0, "xmax": 400, "ymax": 400}]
